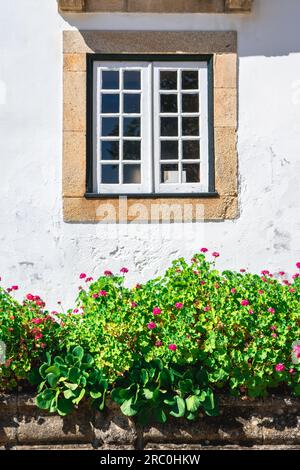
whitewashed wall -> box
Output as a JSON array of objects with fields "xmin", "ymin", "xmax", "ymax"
[{"xmin": 0, "ymin": 0, "xmax": 300, "ymax": 309}]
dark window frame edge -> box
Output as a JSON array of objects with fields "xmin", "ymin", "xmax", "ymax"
[{"xmin": 86, "ymin": 53, "xmax": 216, "ymax": 197}]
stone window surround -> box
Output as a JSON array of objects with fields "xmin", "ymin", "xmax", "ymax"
[
  {"xmin": 59, "ymin": 0, "xmax": 253, "ymax": 13},
  {"xmin": 63, "ymin": 31, "xmax": 238, "ymax": 222}
]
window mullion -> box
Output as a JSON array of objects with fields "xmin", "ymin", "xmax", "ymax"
[
  {"xmin": 178, "ymin": 69, "xmax": 182, "ymax": 185},
  {"xmin": 119, "ymin": 68, "xmax": 124, "ymax": 185}
]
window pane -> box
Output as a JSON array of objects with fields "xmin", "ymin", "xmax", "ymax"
[
  {"xmin": 123, "ymin": 164, "xmax": 141, "ymax": 184},
  {"xmin": 102, "ymin": 117, "xmax": 119, "ymax": 136},
  {"xmin": 101, "ymin": 164, "xmax": 119, "ymax": 183},
  {"xmin": 182, "ymin": 71, "xmax": 198, "ymax": 90},
  {"xmin": 161, "ymin": 164, "xmax": 179, "ymax": 183},
  {"xmin": 182, "ymin": 163, "xmax": 200, "ymax": 183},
  {"xmin": 160, "ymin": 94, "xmax": 178, "ymax": 113},
  {"xmin": 182, "ymin": 94, "xmax": 199, "ymax": 113},
  {"xmin": 123, "ymin": 117, "xmax": 140, "ymax": 137},
  {"xmin": 182, "ymin": 117, "xmax": 199, "ymax": 136},
  {"xmin": 161, "ymin": 141, "xmax": 178, "ymax": 160},
  {"xmin": 101, "ymin": 141, "xmax": 119, "ymax": 160},
  {"xmin": 124, "ymin": 71, "xmax": 141, "ymax": 90},
  {"xmin": 124, "ymin": 94, "xmax": 140, "ymax": 113},
  {"xmin": 182, "ymin": 140, "xmax": 200, "ymax": 160},
  {"xmin": 101, "ymin": 94, "xmax": 119, "ymax": 114},
  {"xmin": 102, "ymin": 71, "xmax": 119, "ymax": 89},
  {"xmin": 160, "ymin": 71, "xmax": 177, "ymax": 90},
  {"xmin": 161, "ymin": 117, "xmax": 178, "ymax": 136},
  {"xmin": 123, "ymin": 141, "xmax": 141, "ymax": 160}
]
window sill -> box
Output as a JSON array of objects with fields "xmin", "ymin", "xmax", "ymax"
[{"xmin": 85, "ymin": 192, "xmax": 219, "ymax": 199}]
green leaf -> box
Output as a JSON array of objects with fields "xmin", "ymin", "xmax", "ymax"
[
  {"xmin": 73, "ymin": 388, "xmax": 85, "ymax": 405},
  {"xmin": 140, "ymin": 369, "xmax": 148, "ymax": 386},
  {"xmin": 169, "ymin": 396, "xmax": 186, "ymax": 418},
  {"xmin": 57, "ymin": 398, "xmax": 74, "ymax": 416},
  {"xmin": 63, "ymin": 389, "xmax": 75, "ymax": 400},
  {"xmin": 45, "ymin": 365, "xmax": 60, "ymax": 377},
  {"xmin": 143, "ymin": 388, "xmax": 154, "ymax": 400},
  {"xmin": 28, "ymin": 368, "xmax": 41, "ymax": 385},
  {"xmin": 120, "ymin": 398, "xmax": 138, "ymax": 417},
  {"xmin": 68, "ymin": 367, "xmax": 81, "ymax": 383},
  {"xmin": 36, "ymin": 389, "xmax": 55, "ymax": 410},
  {"xmin": 154, "ymin": 407, "xmax": 167, "ymax": 424},
  {"xmin": 186, "ymin": 395, "xmax": 201, "ymax": 413},
  {"xmin": 46, "ymin": 372, "xmax": 59, "ymax": 388},
  {"xmin": 39, "ymin": 363, "xmax": 50, "ymax": 380},
  {"xmin": 64, "ymin": 381, "xmax": 79, "ymax": 390},
  {"xmin": 72, "ymin": 346, "xmax": 84, "ymax": 361},
  {"xmin": 90, "ymin": 391, "xmax": 102, "ymax": 399}
]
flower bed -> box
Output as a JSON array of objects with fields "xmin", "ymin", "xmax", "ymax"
[{"xmin": 0, "ymin": 250, "xmax": 300, "ymax": 424}]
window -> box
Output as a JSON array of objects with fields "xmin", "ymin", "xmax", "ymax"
[{"xmin": 87, "ymin": 55, "xmax": 213, "ymax": 196}]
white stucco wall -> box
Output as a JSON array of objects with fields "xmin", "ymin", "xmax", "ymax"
[{"xmin": 0, "ymin": 0, "xmax": 300, "ymax": 309}]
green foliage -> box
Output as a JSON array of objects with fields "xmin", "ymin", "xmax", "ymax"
[
  {"xmin": 32, "ymin": 346, "xmax": 108, "ymax": 416},
  {"xmin": 111, "ymin": 358, "xmax": 218, "ymax": 424}
]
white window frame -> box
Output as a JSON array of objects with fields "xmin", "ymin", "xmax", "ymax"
[{"xmin": 93, "ymin": 60, "xmax": 209, "ymax": 195}]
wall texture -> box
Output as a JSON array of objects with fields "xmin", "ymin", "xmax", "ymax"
[
  {"xmin": 1, "ymin": 394, "xmax": 300, "ymax": 450},
  {"xmin": 0, "ymin": 0, "xmax": 300, "ymax": 309}
]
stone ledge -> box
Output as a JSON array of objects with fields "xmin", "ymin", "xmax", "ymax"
[
  {"xmin": 0, "ymin": 394, "xmax": 299, "ymax": 449},
  {"xmin": 58, "ymin": 0, "xmax": 253, "ymax": 13}
]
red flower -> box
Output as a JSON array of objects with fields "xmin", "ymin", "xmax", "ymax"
[
  {"xmin": 99, "ymin": 290, "xmax": 107, "ymax": 297},
  {"xmin": 204, "ymin": 305, "xmax": 211, "ymax": 312},
  {"xmin": 241, "ymin": 299, "xmax": 249, "ymax": 306},
  {"xmin": 79, "ymin": 273, "xmax": 86, "ymax": 279},
  {"xmin": 155, "ymin": 340, "xmax": 162, "ymax": 347},
  {"xmin": 153, "ymin": 307, "xmax": 161, "ymax": 315},
  {"xmin": 168, "ymin": 344, "xmax": 177, "ymax": 351},
  {"xmin": 261, "ymin": 270, "xmax": 269, "ymax": 276},
  {"xmin": 279, "ymin": 271, "xmax": 285, "ymax": 276},
  {"xmin": 26, "ymin": 294, "xmax": 34, "ymax": 301},
  {"xmin": 240, "ymin": 268, "xmax": 246, "ymax": 273},
  {"xmin": 34, "ymin": 333, "xmax": 43, "ymax": 340},
  {"xmin": 268, "ymin": 307, "xmax": 275, "ymax": 314},
  {"xmin": 85, "ymin": 277, "xmax": 93, "ymax": 282},
  {"xmin": 296, "ymin": 262, "xmax": 300, "ymax": 269},
  {"xmin": 104, "ymin": 270, "xmax": 113, "ymax": 276},
  {"xmin": 131, "ymin": 302, "xmax": 137, "ymax": 308},
  {"xmin": 135, "ymin": 283, "xmax": 142, "ymax": 289},
  {"xmin": 212, "ymin": 252, "xmax": 220, "ymax": 258},
  {"xmin": 120, "ymin": 267, "xmax": 128, "ymax": 274},
  {"xmin": 231, "ymin": 288, "xmax": 237, "ymax": 294},
  {"xmin": 175, "ymin": 302, "xmax": 183, "ymax": 309},
  {"xmin": 147, "ymin": 321, "xmax": 156, "ymax": 330},
  {"xmin": 11, "ymin": 285, "xmax": 19, "ymax": 291},
  {"xmin": 200, "ymin": 247, "xmax": 208, "ymax": 253}
]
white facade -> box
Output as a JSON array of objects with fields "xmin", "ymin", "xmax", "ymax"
[{"xmin": 0, "ymin": 0, "xmax": 300, "ymax": 309}]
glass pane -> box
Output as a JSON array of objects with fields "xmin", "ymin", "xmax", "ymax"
[
  {"xmin": 182, "ymin": 140, "xmax": 200, "ymax": 160},
  {"xmin": 182, "ymin": 94, "xmax": 199, "ymax": 113},
  {"xmin": 161, "ymin": 117, "xmax": 178, "ymax": 136},
  {"xmin": 124, "ymin": 94, "xmax": 140, "ymax": 113},
  {"xmin": 123, "ymin": 164, "xmax": 141, "ymax": 184},
  {"xmin": 182, "ymin": 71, "xmax": 198, "ymax": 90},
  {"xmin": 102, "ymin": 71, "xmax": 119, "ymax": 89},
  {"xmin": 160, "ymin": 94, "xmax": 178, "ymax": 113},
  {"xmin": 102, "ymin": 117, "xmax": 119, "ymax": 137},
  {"xmin": 161, "ymin": 141, "xmax": 178, "ymax": 160},
  {"xmin": 160, "ymin": 71, "xmax": 177, "ymax": 90},
  {"xmin": 101, "ymin": 94, "xmax": 119, "ymax": 114},
  {"xmin": 161, "ymin": 164, "xmax": 179, "ymax": 183},
  {"xmin": 101, "ymin": 141, "xmax": 119, "ymax": 160},
  {"xmin": 182, "ymin": 163, "xmax": 200, "ymax": 183},
  {"xmin": 101, "ymin": 164, "xmax": 119, "ymax": 183},
  {"xmin": 124, "ymin": 71, "xmax": 141, "ymax": 90},
  {"xmin": 182, "ymin": 117, "xmax": 199, "ymax": 136},
  {"xmin": 123, "ymin": 140, "xmax": 141, "ymax": 160},
  {"xmin": 123, "ymin": 117, "xmax": 140, "ymax": 137}
]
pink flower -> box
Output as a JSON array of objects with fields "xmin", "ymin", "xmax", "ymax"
[
  {"xmin": 40, "ymin": 343, "xmax": 46, "ymax": 349},
  {"xmin": 31, "ymin": 318, "xmax": 43, "ymax": 325},
  {"xmin": 279, "ymin": 271, "xmax": 285, "ymax": 276},
  {"xmin": 120, "ymin": 267, "xmax": 128, "ymax": 274},
  {"xmin": 10, "ymin": 316, "xmax": 15, "ymax": 320},
  {"xmin": 231, "ymin": 288, "xmax": 237, "ymax": 294},
  {"xmin": 135, "ymin": 283, "xmax": 142, "ymax": 289},
  {"xmin": 249, "ymin": 309, "xmax": 254, "ymax": 315},
  {"xmin": 73, "ymin": 309, "xmax": 79, "ymax": 314},
  {"xmin": 261, "ymin": 270, "xmax": 269, "ymax": 276},
  {"xmin": 258, "ymin": 290, "xmax": 264, "ymax": 295},
  {"xmin": 26, "ymin": 294, "xmax": 34, "ymax": 301},
  {"xmin": 147, "ymin": 321, "xmax": 156, "ymax": 330},
  {"xmin": 79, "ymin": 273, "xmax": 86, "ymax": 279},
  {"xmin": 92, "ymin": 293, "xmax": 99, "ymax": 299},
  {"xmin": 270, "ymin": 325, "xmax": 277, "ymax": 331},
  {"xmin": 283, "ymin": 280, "xmax": 290, "ymax": 285},
  {"xmin": 214, "ymin": 283, "xmax": 220, "ymax": 289},
  {"xmin": 293, "ymin": 345, "xmax": 300, "ymax": 358},
  {"xmin": 268, "ymin": 307, "xmax": 275, "ymax": 314},
  {"xmin": 175, "ymin": 302, "xmax": 183, "ymax": 309},
  {"xmin": 99, "ymin": 290, "xmax": 107, "ymax": 297},
  {"xmin": 11, "ymin": 285, "xmax": 19, "ymax": 291},
  {"xmin": 7, "ymin": 288, "xmax": 12, "ymax": 293},
  {"xmin": 271, "ymin": 333, "xmax": 277, "ymax": 338},
  {"xmin": 168, "ymin": 344, "xmax": 177, "ymax": 351},
  {"xmin": 240, "ymin": 269, "xmax": 246, "ymax": 273},
  {"xmin": 212, "ymin": 252, "xmax": 220, "ymax": 258},
  {"xmin": 153, "ymin": 307, "xmax": 161, "ymax": 315},
  {"xmin": 131, "ymin": 302, "xmax": 137, "ymax": 308},
  {"xmin": 292, "ymin": 273, "xmax": 300, "ymax": 279},
  {"xmin": 296, "ymin": 262, "xmax": 300, "ymax": 269},
  {"xmin": 204, "ymin": 305, "xmax": 211, "ymax": 312},
  {"xmin": 275, "ymin": 363, "xmax": 285, "ymax": 372},
  {"xmin": 289, "ymin": 368, "xmax": 296, "ymax": 375},
  {"xmin": 289, "ymin": 288, "xmax": 296, "ymax": 293},
  {"xmin": 200, "ymin": 247, "xmax": 208, "ymax": 253},
  {"xmin": 155, "ymin": 340, "xmax": 162, "ymax": 347},
  {"xmin": 34, "ymin": 333, "xmax": 43, "ymax": 340},
  {"xmin": 85, "ymin": 277, "xmax": 93, "ymax": 282},
  {"xmin": 104, "ymin": 270, "xmax": 113, "ymax": 276},
  {"xmin": 261, "ymin": 276, "xmax": 267, "ymax": 282},
  {"xmin": 200, "ymin": 281, "xmax": 206, "ymax": 285},
  {"xmin": 241, "ymin": 299, "xmax": 249, "ymax": 306}
]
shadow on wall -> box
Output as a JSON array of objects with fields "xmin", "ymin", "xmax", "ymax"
[{"xmin": 58, "ymin": 0, "xmax": 300, "ymax": 58}]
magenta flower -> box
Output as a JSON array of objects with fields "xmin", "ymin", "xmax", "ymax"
[
  {"xmin": 231, "ymin": 288, "xmax": 237, "ymax": 294},
  {"xmin": 240, "ymin": 269, "xmax": 246, "ymax": 273},
  {"xmin": 175, "ymin": 302, "xmax": 183, "ymax": 309},
  {"xmin": 293, "ymin": 345, "xmax": 300, "ymax": 358},
  {"xmin": 26, "ymin": 293, "xmax": 34, "ymax": 301},
  {"xmin": 79, "ymin": 273, "xmax": 86, "ymax": 279},
  {"xmin": 292, "ymin": 273, "xmax": 300, "ymax": 279},
  {"xmin": 204, "ymin": 305, "xmax": 211, "ymax": 312},
  {"xmin": 99, "ymin": 290, "xmax": 107, "ymax": 297},
  {"xmin": 153, "ymin": 307, "xmax": 161, "ymax": 315},
  {"xmin": 268, "ymin": 307, "xmax": 275, "ymax": 314},
  {"xmin": 296, "ymin": 262, "xmax": 300, "ymax": 269},
  {"xmin": 258, "ymin": 290, "xmax": 264, "ymax": 295},
  {"xmin": 92, "ymin": 293, "xmax": 99, "ymax": 299},
  {"xmin": 271, "ymin": 333, "xmax": 277, "ymax": 338},
  {"xmin": 283, "ymin": 280, "xmax": 290, "ymax": 285},
  {"xmin": 289, "ymin": 288, "xmax": 296, "ymax": 293},
  {"xmin": 120, "ymin": 267, "xmax": 128, "ymax": 274},
  {"xmin": 34, "ymin": 333, "xmax": 43, "ymax": 340},
  {"xmin": 200, "ymin": 281, "xmax": 206, "ymax": 285},
  {"xmin": 168, "ymin": 344, "xmax": 177, "ymax": 351},
  {"xmin": 289, "ymin": 368, "xmax": 296, "ymax": 375},
  {"xmin": 135, "ymin": 283, "xmax": 142, "ymax": 289},
  {"xmin": 241, "ymin": 299, "xmax": 249, "ymax": 306},
  {"xmin": 212, "ymin": 252, "xmax": 220, "ymax": 258},
  {"xmin": 249, "ymin": 309, "xmax": 254, "ymax": 315},
  {"xmin": 104, "ymin": 270, "xmax": 113, "ymax": 276},
  {"xmin": 11, "ymin": 285, "xmax": 19, "ymax": 291},
  {"xmin": 275, "ymin": 363, "xmax": 285, "ymax": 372},
  {"xmin": 200, "ymin": 247, "xmax": 208, "ymax": 253},
  {"xmin": 86, "ymin": 277, "xmax": 93, "ymax": 282},
  {"xmin": 261, "ymin": 270, "xmax": 269, "ymax": 276},
  {"xmin": 131, "ymin": 302, "xmax": 137, "ymax": 308},
  {"xmin": 155, "ymin": 340, "xmax": 162, "ymax": 347},
  {"xmin": 279, "ymin": 271, "xmax": 285, "ymax": 276},
  {"xmin": 270, "ymin": 325, "xmax": 277, "ymax": 331},
  {"xmin": 31, "ymin": 318, "xmax": 43, "ymax": 325},
  {"xmin": 147, "ymin": 321, "xmax": 156, "ymax": 330},
  {"xmin": 73, "ymin": 308, "xmax": 79, "ymax": 314}
]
